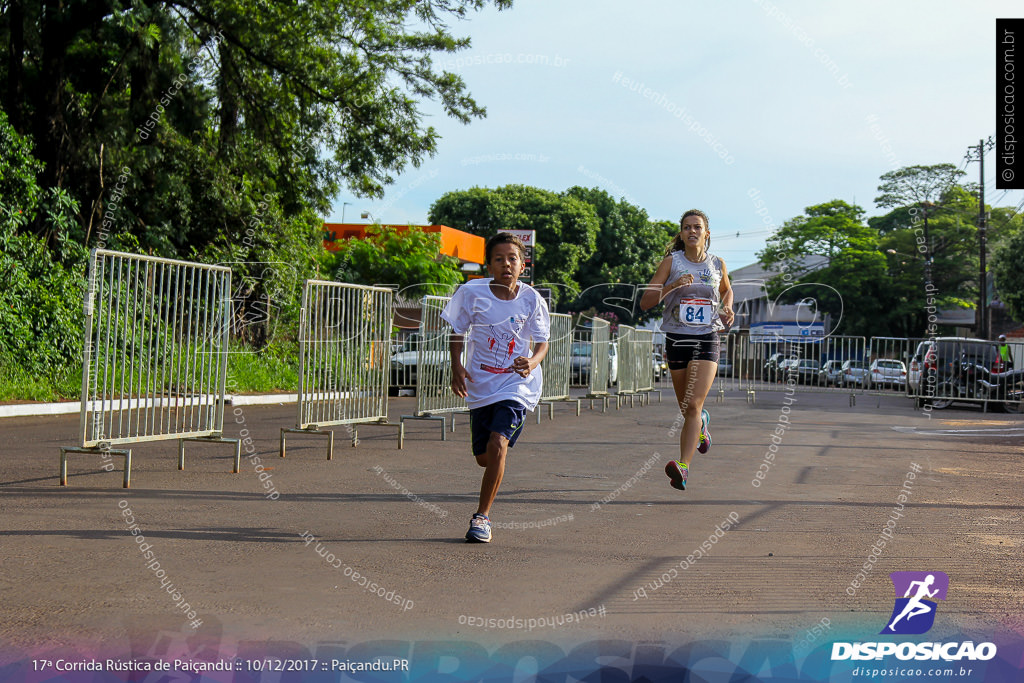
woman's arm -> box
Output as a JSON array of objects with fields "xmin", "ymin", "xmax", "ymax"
[
  {"xmin": 640, "ymin": 256, "xmax": 692, "ymax": 311},
  {"xmin": 718, "ymin": 259, "xmax": 735, "ymax": 327}
]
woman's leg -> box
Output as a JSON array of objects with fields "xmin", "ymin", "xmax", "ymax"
[{"xmin": 670, "ymin": 359, "xmax": 718, "ymax": 468}]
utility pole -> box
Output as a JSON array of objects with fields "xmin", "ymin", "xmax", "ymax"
[{"xmin": 966, "ymin": 138, "xmax": 994, "ymax": 339}]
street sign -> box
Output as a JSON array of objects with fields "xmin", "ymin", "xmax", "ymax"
[{"xmin": 504, "ymin": 230, "xmax": 536, "ymax": 285}]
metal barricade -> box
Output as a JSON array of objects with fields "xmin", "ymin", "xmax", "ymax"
[
  {"xmin": 537, "ymin": 313, "xmax": 580, "ymax": 421},
  {"xmin": 400, "ymin": 295, "xmax": 467, "ymax": 439},
  {"xmin": 571, "ymin": 328, "xmax": 591, "ymax": 388},
  {"xmin": 60, "ymin": 249, "xmax": 239, "ymax": 487},
  {"xmin": 907, "ymin": 336, "xmax": 1023, "ymax": 413},
  {"xmin": 280, "ymin": 281, "xmax": 402, "ymax": 458},
  {"xmin": 732, "ymin": 333, "xmax": 868, "ymax": 403},
  {"xmin": 635, "ymin": 328, "xmax": 657, "ymax": 395},
  {"xmin": 616, "ymin": 326, "xmax": 660, "ymax": 407},
  {"xmin": 588, "ymin": 319, "xmax": 611, "ymax": 394},
  {"xmin": 861, "ymin": 336, "xmax": 918, "ymax": 404},
  {"xmin": 712, "ymin": 331, "xmax": 741, "ymax": 400},
  {"xmin": 616, "ymin": 325, "xmax": 639, "ymax": 395},
  {"xmin": 586, "ymin": 318, "xmax": 614, "ymax": 410}
]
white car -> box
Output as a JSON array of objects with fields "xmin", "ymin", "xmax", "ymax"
[
  {"xmin": 841, "ymin": 359, "xmax": 868, "ymax": 387},
  {"xmin": 868, "ymin": 359, "xmax": 907, "ymax": 389},
  {"xmin": 819, "ymin": 360, "xmax": 844, "ymax": 386},
  {"xmin": 608, "ymin": 342, "xmax": 618, "ymax": 385},
  {"xmin": 652, "ymin": 352, "xmax": 668, "ymax": 380}
]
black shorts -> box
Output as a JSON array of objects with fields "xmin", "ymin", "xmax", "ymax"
[
  {"xmin": 469, "ymin": 400, "xmax": 527, "ymax": 456},
  {"xmin": 665, "ymin": 332, "xmax": 721, "ymax": 371}
]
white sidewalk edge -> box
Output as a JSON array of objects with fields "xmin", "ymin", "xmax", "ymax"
[{"xmin": 0, "ymin": 394, "xmax": 300, "ymax": 419}]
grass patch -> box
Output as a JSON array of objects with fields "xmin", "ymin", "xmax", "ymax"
[
  {"xmin": 0, "ymin": 358, "xmax": 82, "ymax": 402},
  {"xmin": 225, "ymin": 340, "xmax": 300, "ymax": 394},
  {"xmin": 0, "ymin": 342, "xmax": 301, "ymax": 403}
]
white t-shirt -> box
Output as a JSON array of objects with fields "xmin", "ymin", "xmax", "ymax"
[{"xmin": 440, "ymin": 279, "xmax": 551, "ymax": 411}]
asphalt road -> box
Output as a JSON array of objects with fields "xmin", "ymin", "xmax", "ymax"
[{"xmin": 1, "ymin": 385, "xmax": 1022, "ymax": 678}]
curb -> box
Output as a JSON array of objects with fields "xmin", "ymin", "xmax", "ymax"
[{"xmin": 0, "ymin": 394, "xmax": 299, "ymax": 419}]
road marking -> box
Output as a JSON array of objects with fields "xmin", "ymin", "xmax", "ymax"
[{"xmin": 892, "ymin": 425, "xmax": 1024, "ymax": 437}]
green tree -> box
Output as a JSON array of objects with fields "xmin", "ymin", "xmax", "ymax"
[
  {"xmin": 758, "ymin": 200, "xmax": 893, "ymax": 336},
  {"xmin": 428, "ymin": 184, "xmax": 599, "ymax": 305},
  {"xmin": 1, "ymin": 0, "xmax": 510, "ymax": 346},
  {"xmin": 0, "ymin": 112, "xmax": 87, "ymax": 372},
  {"xmin": 874, "ymin": 164, "xmax": 968, "ymax": 217},
  {"xmin": 872, "ymin": 166, "xmax": 990, "ymax": 334},
  {"xmin": 326, "ymin": 225, "xmax": 463, "ymax": 299},
  {"xmin": 990, "ymin": 224, "xmax": 1024, "ymax": 323},
  {"xmin": 562, "ymin": 186, "xmax": 672, "ymax": 324}
]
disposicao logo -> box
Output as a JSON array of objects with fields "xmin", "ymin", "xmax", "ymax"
[
  {"xmin": 881, "ymin": 570, "xmax": 948, "ymax": 635},
  {"xmin": 831, "ymin": 571, "xmax": 997, "ymax": 663}
]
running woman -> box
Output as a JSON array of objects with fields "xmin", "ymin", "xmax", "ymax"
[{"xmin": 640, "ymin": 209, "xmax": 734, "ymax": 490}]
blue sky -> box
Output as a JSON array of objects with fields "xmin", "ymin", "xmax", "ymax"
[{"xmin": 327, "ymin": 0, "xmax": 1021, "ymax": 270}]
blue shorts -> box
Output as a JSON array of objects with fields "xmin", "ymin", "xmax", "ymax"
[{"xmin": 469, "ymin": 400, "xmax": 527, "ymax": 457}]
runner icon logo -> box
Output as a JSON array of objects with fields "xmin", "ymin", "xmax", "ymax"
[{"xmin": 881, "ymin": 571, "xmax": 949, "ymax": 635}]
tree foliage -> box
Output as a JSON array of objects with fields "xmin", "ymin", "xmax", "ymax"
[
  {"xmin": 874, "ymin": 164, "xmax": 967, "ymax": 214},
  {"xmin": 562, "ymin": 186, "xmax": 673, "ymax": 324},
  {"xmin": 990, "ymin": 224, "xmax": 1024, "ymax": 323},
  {"xmin": 0, "ymin": 0, "xmax": 510, "ymax": 355},
  {"xmin": 0, "ymin": 112, "xmax": 87, "ymax": 372},
  {"xmin": 429, "ymin": 184, "xmax": 600, "ymax": 306},
  {"xmin": 869, "ymin": 166, "xmax": 1017, "ymax": 334},
  {"xmin": 326, "ymin": 225, "xmax": 463, "ymax": 299},
  {"xmin": 758, "ymin": 200, "xmax": 894, "ymax": 336}
]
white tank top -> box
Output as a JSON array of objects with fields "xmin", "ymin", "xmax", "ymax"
[{"xmin": 660, "ymin": 251, "xmax": 724, "ymax": 335}]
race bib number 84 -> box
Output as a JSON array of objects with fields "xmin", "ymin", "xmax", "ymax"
[{"xmin": 680, "ymin": 298, "xmax": 713, "ymax": 326}]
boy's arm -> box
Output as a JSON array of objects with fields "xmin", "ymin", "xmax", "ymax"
[
  {"xmin": 512, "ymin": 341, "xmax": 548, "ymax": 378},
  {"xmin": 450, "ymin": 334, "xmax": 471, "ymax": 397}
]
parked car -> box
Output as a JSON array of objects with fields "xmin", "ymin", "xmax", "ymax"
[
  {"xmin": 389, "ymin": 333, "xmax": 449, "ymax": 389},
  {"xmin": 762, "ymin": 352, "xmax": 787, "ymax": 381},
  {"xmin": 789, "ymin": 359, "xmax": 820, "ymax": 384},
  {"xmin": 868, "ymin": 358, "xmax": 907, "ymax": 389},
  {"xmin": 717, "ymin": 357, "xmax": 733, "ymax": 377},
  {"xmin": 775, "ymin": 357, "xmax": 797, "ymax": 384},
  {"xmin": 652, "ymin": 352, "xmax": 668, "ymax": 380},
  {"xmin": 908, "ymin": 338, "xmax": 1005, "ymax": 394},
  {"xmin": 570, "ymin": 341, "xmax": 592, "ymax": 384},
  {"xmin": 841, "ymin": 359, "xmax": 868, "ymax": 387},
  {"xmin": 819, "ymin": 360, "xmax": 844, "ymax": 386},
  {"xmin": 570, "ymin": 341, "xmax": 618, "ymax": 386},
  {"xmin": 608, "ymin": 342, "xmax": 618, "ymax": 386}
]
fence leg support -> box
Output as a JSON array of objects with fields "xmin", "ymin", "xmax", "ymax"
[
  {"xmin": 179, "ymin": 436, "xmax": 242, "ymax": 472},
  {"xmin": 399, "ymin": 414, "xmax": 449, "ymax": 442},
  {"xmin": 59, "ymin": 447, "xmax": 132, "ymax": 488},
  {"xmin": 279, "ymin": 428, "xmax": 333, "ymax": 460}
]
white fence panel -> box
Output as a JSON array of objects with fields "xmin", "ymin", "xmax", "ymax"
[
  {"xmin": 61, "ymin": 249, "xmax": 238, "ymax": 487},
  {"xmin": 281, "ymin": 281, "xmax": 401, "ymax": 457}
]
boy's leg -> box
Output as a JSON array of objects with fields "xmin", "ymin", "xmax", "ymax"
[
  {"xmin": 475, "ymin": 432, "xmax": 509, "ymax": 517},
  {"xmin": 465, "ymin": 401, "xmax": 525, "ymax": 542}
]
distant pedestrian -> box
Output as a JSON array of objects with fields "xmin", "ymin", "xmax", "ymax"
[
  {"xmin": 442, "ymin": 233, "xmax": 550, "ymax": 542},
  {"xmin": 639, "ymin": 209, "xmax": 734, "ymax": 491},
  {"xmin": 998, "ymin": 334, "xmax": 1014, "ymax": 370}
]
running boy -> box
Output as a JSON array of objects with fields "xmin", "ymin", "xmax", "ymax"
[{"xmin": 442, "ymin": 233, "xmax": 550, "ymax": 543}]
